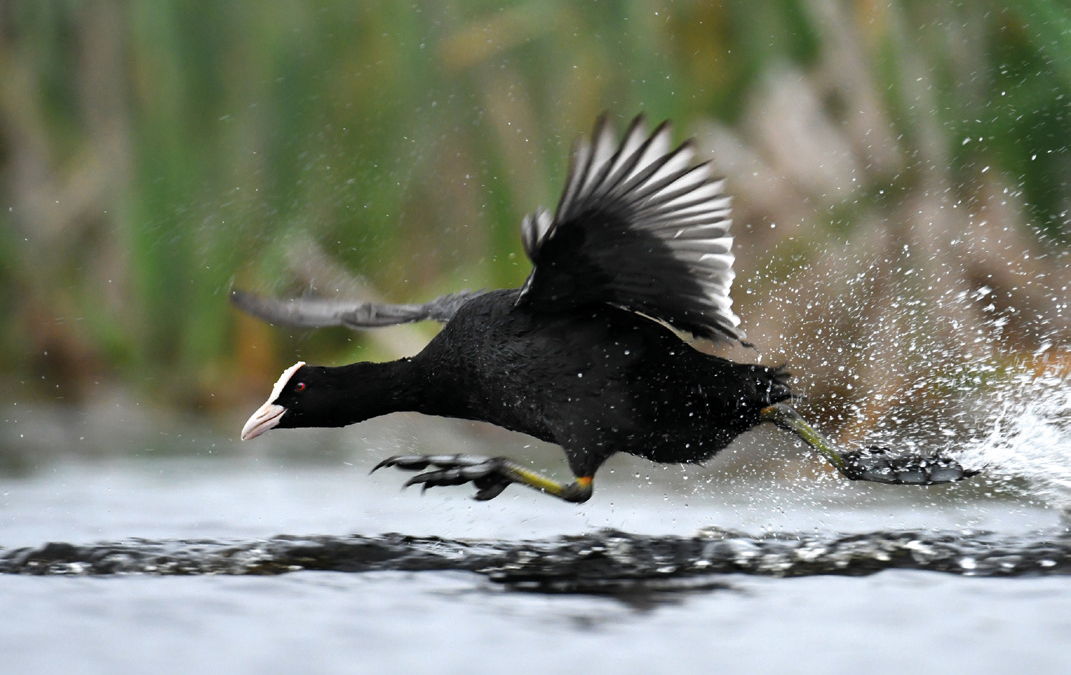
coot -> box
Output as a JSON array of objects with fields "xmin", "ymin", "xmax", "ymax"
[{"xmin": 235, "ymin": 115, "xmax": 975, "ymax": 502}]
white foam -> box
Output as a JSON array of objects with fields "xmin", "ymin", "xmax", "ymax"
[{"xmin": 958, "ymin": 368, "xmax": 1071, "ymax": 509}]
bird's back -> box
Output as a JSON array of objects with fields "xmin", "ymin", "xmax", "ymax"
[{"xmin": 413, "ymin": 289, "xmax": 790, "ymax": 475}]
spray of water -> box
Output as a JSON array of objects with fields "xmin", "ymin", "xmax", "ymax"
[
  {"xmin": 957, "ymin": 357, "xmax": 1071, "ymax": 509},
  {"xmin": 747, "ymin": 233, "xmax": 1071, "ymax": 512}
]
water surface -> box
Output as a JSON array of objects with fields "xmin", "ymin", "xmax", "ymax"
[{"xmin": 2, "ymin": 412, "xmax": 1069, "ymax": 674}]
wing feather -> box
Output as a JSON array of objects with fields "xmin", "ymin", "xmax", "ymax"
[
  {"xmin": 230, "ymin": 289, "xmax": 483, "ymax": 329},
  {"xmin": 517, "ymin": 115, "xmax": 744, "ymax": 342}
]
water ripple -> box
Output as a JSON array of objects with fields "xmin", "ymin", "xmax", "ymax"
[{"xmin": 3, "ymin": 529, "xmax": 1071, "ymax": 592}]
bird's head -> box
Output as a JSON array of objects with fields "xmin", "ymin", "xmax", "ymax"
[
  {"xmin": 241, "ymin": 361, "xmax": 316, "ymax": 440},
  {"xmin": 241, "ymin": 359, "xmax": 405, "ymax": 439}
]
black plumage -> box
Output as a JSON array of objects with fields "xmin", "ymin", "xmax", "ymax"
[{"xmin": 236, "ymin": 115, "xmax": 976, "ymax": 502}]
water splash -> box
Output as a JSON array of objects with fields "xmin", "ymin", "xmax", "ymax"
[
  {"xmin": 958, "ymin": 357, "xmax": 1071, "ymax": 510},
  {"xmin": 768, "ymin": 242, "xmax": 1071, "ymax": 513}
]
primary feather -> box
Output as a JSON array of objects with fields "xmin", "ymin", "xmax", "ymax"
[{"xmin": 518, "ymin": 114, "xmax": 742, "ymax": 343}]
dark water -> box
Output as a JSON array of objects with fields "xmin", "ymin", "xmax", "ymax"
[
  {"xmin": 2, "ymin": 413, "xmax": 1070, "ymax": 674},
  {"xmin": 7, "ymin": 527, "xmax": 1071, "ymax": 583}
]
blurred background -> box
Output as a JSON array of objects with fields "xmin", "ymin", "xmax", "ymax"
[{"xmin": 2, "ymin": 0, "xmax": 1070, "ymax": 470}]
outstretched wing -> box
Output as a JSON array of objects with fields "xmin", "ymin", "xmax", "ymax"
[
  {"xmin": 230, "ymin": 289, "xmax": 484, "ymax": 329},
  {"xmin": 517, "ymin": 114, "xmax": 743, "ymax": 343}
]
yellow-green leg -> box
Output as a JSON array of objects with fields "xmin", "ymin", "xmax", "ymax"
[
  {"xmin": 373, "ymin": 454, "xmax": 594, "ymax": 503},
  {"xmin": 760, "ymin": 403, "xmax": 849, "ymax": 473},
  {"xmin": 760, "ymin": 403, "xmax": 979, "ymax": 485}
]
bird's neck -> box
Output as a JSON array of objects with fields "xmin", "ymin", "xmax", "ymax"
[
  {"xmin": 316, "ymin": 352, "xmax": 479, "ymax": 428},
  {"xmin": 326, "ymin": 358, "xmax": 428, "ymax": 424}
]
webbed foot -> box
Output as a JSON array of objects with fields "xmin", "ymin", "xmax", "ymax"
[
  {"xmin": 372, "ymin": 454, "xmax": 593, "ymax": 503},
  {"xmin": 840, "ymin": 446, "xmax": 980, "ymax": 485},
  {"xmin": 761, "ymin": 403, "xmax": 979, "ymax": 486}
]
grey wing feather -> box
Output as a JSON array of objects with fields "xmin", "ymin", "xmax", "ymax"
[
  {"xmin": 230, "ymin": 289, "xmax": 484, "ymax": 329},
  {"xmin": 518, "ymin": 114, "xmax": 743, "ymax": 343}
]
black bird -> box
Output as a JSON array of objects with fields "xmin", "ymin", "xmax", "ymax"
[{"xmin": 236, "ymin": 115, "xmax": 975, "ymax": 503}]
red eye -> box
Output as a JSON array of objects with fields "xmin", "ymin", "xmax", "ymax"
[{"xmin": 294, "ymin": 382, "xmax": 306, "ymax": 392}]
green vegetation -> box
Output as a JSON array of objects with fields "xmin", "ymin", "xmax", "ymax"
[{"xmin": 2, "ymin": 1, "xmax": 1069, "ymax": 439}]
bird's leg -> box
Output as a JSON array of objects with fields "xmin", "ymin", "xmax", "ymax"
[
  {"xmin": 372, "ymin": 455, "xmax": 594, "ymax": 503},
  {"xmin": 760, "ymin": 403, "xmax": 978, "ymax": 485},
  {"xmin": 760, "ymin": 403, "xmax": 847, "ymax": 473}
]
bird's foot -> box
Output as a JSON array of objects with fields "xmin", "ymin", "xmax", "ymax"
[
  {"xmin": 840, "ymin": 446, "xmax": 980, "ymax": 485},
  {"xmin": 372, "ymin": 454, "xmax": 593, "ymax": 503},
  {"xmin": 761, "ymin": 403, "xmax": 979, "ymax": 485},
  {"xmin": 372, "ymin": 454, "xmax": 514, "ymax": 500}
]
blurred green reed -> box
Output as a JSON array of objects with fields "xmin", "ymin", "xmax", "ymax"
[{"xmin": 1, "ymin": 1, "xmax": 1069, "ymax": 423}]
